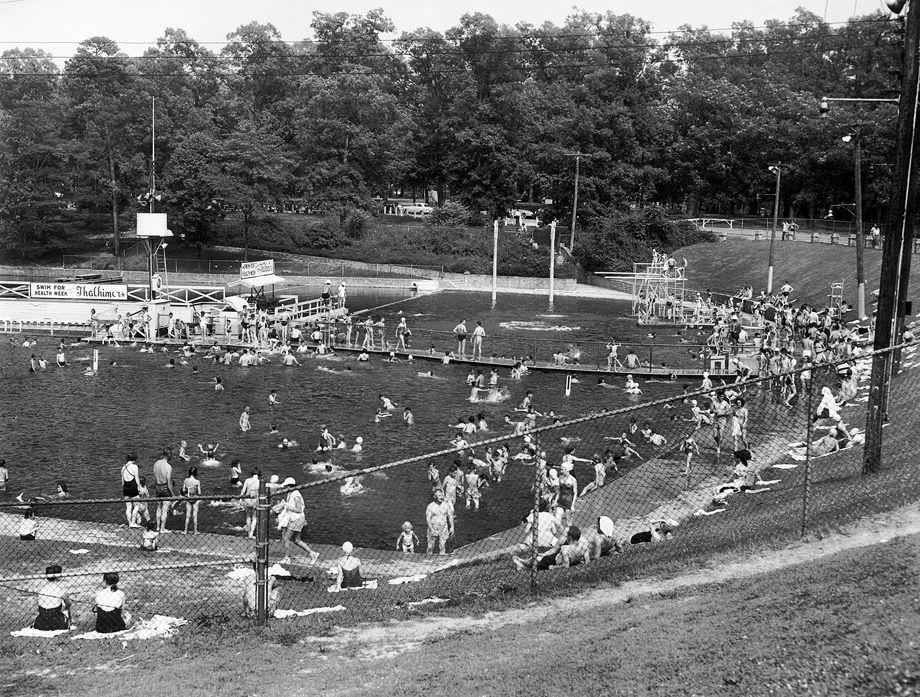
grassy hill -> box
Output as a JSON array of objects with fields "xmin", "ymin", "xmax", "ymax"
[{"xmin": 676, "ymin": 238, "xmax": 919, "ymax": 309}]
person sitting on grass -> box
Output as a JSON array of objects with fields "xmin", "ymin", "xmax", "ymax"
[
  {"xmin": 583, "ymin": 516, "xmax": 620, "ymax": 559},
  {"xmin": 512, "ymin": 524, "xmax": 590, "ymax": 571},
  {"xmin": 18, "ymin": 508, "xmax": 37, "ymax": 541},
  {"xmin": 242, "ymin": 558, "xmax": 279, "ymax": 618},
  {"xmin": 331, "ymin": 542, "xmax": 364, "ymax": 591},
  {"xmin": 139, "ymin": 521, "xmax": 159, "ymax": 551},
  {"xmin": 31, "ymin": 565, "xmax": 72, "ymax": 631},
  {"xmin": 93, "ymin": 572, "xmax": 131, "ymax": 634},
  {"xmin": 629, "ymin": 520, "xmax": 677, "ymax": 545}
]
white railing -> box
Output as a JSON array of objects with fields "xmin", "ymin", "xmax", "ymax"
[
  {"xmin": 0, "ymin": 281, "xmax": 30, "ymax": 299},
  {"xmin": 0, "ymin": 318, "xmax": 88, "ymax": 335},
  {"xmin": 125, "ymin": 285, "xmax": 225, "ymax": 304}
]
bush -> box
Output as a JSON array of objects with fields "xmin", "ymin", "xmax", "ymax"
[
  {"xmin": 428, "ymin": 201, "xmax": 485, "ymax": 227},
  {"xmin": 573, "ymin": 206, "xmax": 714, "ymax": 272}
]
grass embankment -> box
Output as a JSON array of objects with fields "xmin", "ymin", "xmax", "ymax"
[
  {"xmin": 213, "ymin": 213, "xmax": 570, "ymax": 277},
  {"xmin": 677, "ymin": 238, "xmax": 920, "ymax": 308},
  {"xmin": 4, "ymin": 511, "xmax": 920, "ymax": 697}
]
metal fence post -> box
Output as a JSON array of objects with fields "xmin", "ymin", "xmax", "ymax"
[
  {"xmin": 255, "ymin": 478, "xmax": 270, "ymax": 625},
  {"xmin": 529, "ymin": 440, "xmax": 542, "ymax": 592},
  {"xmin": 799, "ymin": 377, "xmax": 816, "ymax": 537}
]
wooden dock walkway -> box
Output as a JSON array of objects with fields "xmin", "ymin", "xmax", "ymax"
[{"xmin": 79, "ymin": 335, "xmax": 738, "ymax": 380}]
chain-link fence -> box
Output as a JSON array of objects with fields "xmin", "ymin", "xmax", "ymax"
[
  {"xmin": 1, "ymin": 343, "xmax": 917, "ymax": 636},
  {"xmin": 59, "ymin": 254, "xmax": 444, "ymax": 280}
]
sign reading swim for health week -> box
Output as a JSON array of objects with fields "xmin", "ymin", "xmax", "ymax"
[
  {"xmin": 240, "ymin": 259, "xmax": 275, "ymax": 280},
  {"xmin": 29, "ymin": 282, "xmax": 128, "ymax": 301}
]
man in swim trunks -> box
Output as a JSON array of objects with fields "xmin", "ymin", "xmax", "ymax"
[
  {"xmin": 453, "ymin": 319, "xmax": 468, "ymax": 357},
  {"xmin": 152, "ymin": 449, "xmax": 174, "ymax": 533}
]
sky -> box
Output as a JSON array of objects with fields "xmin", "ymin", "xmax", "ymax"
[{"xmin": 0, "ymin": 0, "xmax": 896, "ymax": 57}]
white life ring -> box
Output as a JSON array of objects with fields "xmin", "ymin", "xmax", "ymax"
[{"xmin": 151, "ymin": 274, "xmax": 163, "ymax": 292}]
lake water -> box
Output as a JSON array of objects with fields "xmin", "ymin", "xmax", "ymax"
[{"xmin": 0, "ymin": 290, "xmax": 692, "ymax": 548}]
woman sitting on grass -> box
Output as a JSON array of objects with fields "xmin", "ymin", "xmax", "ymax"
[
  {"xmin": 331, "ymin": 542, "xmax": 364, "ymax": 591},
  {"xmin": 93, "ymin": 572, "xmax": 131, "ymax": 634},
  {"xmin": 31, "ymin": 565, "xmax": 71, "ymax": 631}
]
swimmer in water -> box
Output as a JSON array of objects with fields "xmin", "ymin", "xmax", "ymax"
[
  {"xmin": 625, "ymin": 374, "xmax": 642, "ymax": 394},
  {"xmin": 278, "ymin": 438, "xmax": 298, "ymax": 449},
  {"xmin": 379, "ymin": 395, "xmax": 397, "ymax": 411},
  {"xmin": 357, "ymin": 352, "xmax": 369, "ymax": 361},
  {"xmin": 268, "ymin": 423, "xmax": 279, "ymax": 435},
  {"xmin": 165, "ymin": 358, "xmax": 176, "ymax": 369},
  {"xmin": 403, "ymin": 407, "xmax": 414, "ymax": 426},
  {"xmin": 269, "ymin": 390, "xmax": 279, "ymax": 406},
  {"xmin": 417, "ymin": 370, "xmax": 434, "ymax": 378},
  {"xmin": 178, "ymin": 440, "xmax": 191, "ymax": 462},
  {"xmin": 55, "ymin": 351, "xmax": 68, "ymax": 367},
  {"xmin": 351, "ymin": 436, "xmax": 364, "ymax": 453},
  {"xmin": 239, "ymin": 406, "xmax": 252, "ymax": 432},
  {"xmin": 336, "ymin": 435, "xmax": 347, "ymax": 450}
]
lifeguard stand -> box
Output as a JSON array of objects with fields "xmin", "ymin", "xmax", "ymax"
[
  {"xmin": 828, "ymin": 280, "xmax": 845, "ymax": 317},
  {"xmin": 630, "ymin": 252, "xmax": 689, "ymax": 324},
  {"xmin": 137, "ymin": 212, "xmax": 172, "ymax": 301}
]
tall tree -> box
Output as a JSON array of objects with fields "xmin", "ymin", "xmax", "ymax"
[
  {"xmin": 62, "ymin": 37, "xmax": 146, "ymax": 254},
  {"xmin": 0, "ymin": 49, "xmax": 74, "ymax": 258}
]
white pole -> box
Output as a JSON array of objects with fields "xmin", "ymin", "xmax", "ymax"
[
  {"xmin": 565, "ymin": 374, "xmax": 572, "ymax": 397},
  {"xmin": 491, "ymin": 219, "xmax": 499, "ymax": 305},
  {"xmin": 549, "ymin": 221, "xmax": 556, "ymax": 304},
  {"xmin": 93, "ymin": 349, "xmax": 99, "ymax": 372}
]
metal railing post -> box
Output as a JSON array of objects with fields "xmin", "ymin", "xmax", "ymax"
[
  {"xmin": 255, "ymin": 478, "xmax": 270, "ymax": 625},
  {"xmin": 529, "ymin": 438, "xmax": 542, "ymax": 592},
  {"xmin": 800, "ymin": 377, "xmax": 816, "ymax": 537}
]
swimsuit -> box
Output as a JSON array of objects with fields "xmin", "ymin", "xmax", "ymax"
[{"xmin": 122, "ymin": 465, "xmax": 139, "ymax": 498}]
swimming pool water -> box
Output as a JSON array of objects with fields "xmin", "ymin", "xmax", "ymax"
[{"xmin": 0, "ymin": 291, "xmax": 689, "ymax": 549}]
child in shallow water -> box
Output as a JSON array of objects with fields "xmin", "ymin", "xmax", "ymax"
[{"xmin": 396, "ymin": 521, "xmax": 419, "ymax": 553}]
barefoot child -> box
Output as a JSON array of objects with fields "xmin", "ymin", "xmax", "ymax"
[{"xmin": 396, "ymin": 521, "xmax": 419, "ymax": 553}]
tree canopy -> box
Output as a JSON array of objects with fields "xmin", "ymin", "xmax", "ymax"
[{"xmin": 0, "ymin": 9, "xmax": 903, "ymax": 258}]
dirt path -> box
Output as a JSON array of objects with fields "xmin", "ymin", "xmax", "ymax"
[{"xmin": 310, "ymin": 499, "xmax": 920, "ymax": 659}]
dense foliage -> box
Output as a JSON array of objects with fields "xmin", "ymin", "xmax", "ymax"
[{"xmin": 0, "ymin": 9, "xmax": 903, "ymax": 260}]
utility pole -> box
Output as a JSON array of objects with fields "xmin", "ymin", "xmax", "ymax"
[
  {"xmin": 865, "ymin": 0, "xmax": 920, "ymax": 472},
  {"xmin": 767, "ymin": 165, "xmax": 781, "ymax": 294},
  {"xmin": 843, "ymin": 129, "xmax": 867, "ymax": 318},
  {"xmin": 564, "ymin": 152, "xmax": 588, "ymax": 252},
  {"xmin": 853, "ymin": 129, "xmax": 866, "ymax": 320},
  {"xmin": 549, "ymin": 220, "xmax": 556, "ymax": 305}
]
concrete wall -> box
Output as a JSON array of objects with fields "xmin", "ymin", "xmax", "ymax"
[
  {"xmin": 209, "ymin": 245, "xmax": 442, "ymax": 279},
  {"xmin": 440, "ymin": 273, "xmax": 577, "ymax": 292}
]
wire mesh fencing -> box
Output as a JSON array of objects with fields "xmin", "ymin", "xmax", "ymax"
[{"xmin": 1, "ymin": 343, "xmax": 918, "ymax": 635}]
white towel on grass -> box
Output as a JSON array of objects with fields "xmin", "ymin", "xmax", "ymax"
[
  {"xmin": 388, "ymin": 574, "xmax": 427, "ymax": 585},
  {"xmin": 274, "ymin": 605, "xmax": 345, "ymax": 619},
  {"xmin": 407, "ymin": 597, "xmax": 449, "ymax": 608},
  {"xmin": 73, "ymin": 615, "xmax": 185, "ymax": 641},
  {"xmin": 327, "ymin": 579, "xmax": 378, "ymax": 593},
  {"xmin": 11, "ymin": 627, "xmax": 72, "ymax": 638}
]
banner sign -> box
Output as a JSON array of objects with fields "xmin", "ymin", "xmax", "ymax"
[
  {"xmin": 29, "ymin": 282, "xmax": 128, "ymax": 301},
  {"xmin": 240, "ymin": 259, "xmax": 275, "ymax": 280}
]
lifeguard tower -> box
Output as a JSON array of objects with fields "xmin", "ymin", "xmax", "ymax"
[
  {"xmin": 595, "ymin": 250, "xmax": 689, "ymax": 324},
  {"xmin": 828, "ymin": 280, "xmax": 845, "ymax": 318}
]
